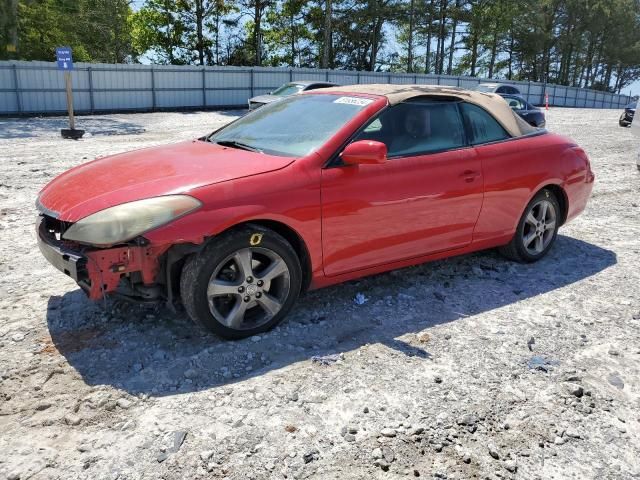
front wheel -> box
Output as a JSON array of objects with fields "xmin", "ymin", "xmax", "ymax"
[
  {"xmin": 499, "ymin": 189, "xmax": 561, "ymax": 263},
  {"xmin": 180, "ymin": 225, "xmax": 302, "ymax": 339}
]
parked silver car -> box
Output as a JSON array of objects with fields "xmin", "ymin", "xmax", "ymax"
[
  {"xmin": 476, "ymin": 82, "xmax": 521, "ymax": 95},
  {"xmin": 631, "ymin": 112, "xmax": 640, "ymax": 171},
  {"xmin": 248, "ymin": 81, "xmax": 337, "ymax": 110}
]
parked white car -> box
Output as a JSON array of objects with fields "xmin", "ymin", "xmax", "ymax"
[
  {"xmin": 247, "ymin": 81, "xmax": 337, "ymax": 110},
  {"xmin": 476, "ymin": 83, "xmax": 521, "ymax": 95}
]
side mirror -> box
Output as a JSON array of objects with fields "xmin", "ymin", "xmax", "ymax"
[{"xmin": 340, "ymin": 140, "xmax": 387, "ymax": 165}]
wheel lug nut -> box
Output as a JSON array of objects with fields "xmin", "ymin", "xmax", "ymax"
[
  {"xmin": 246, "ymin": 276, "xmax": 253, "ymax": 283},
  {"xmin": 256, "ymin": 292, "xmax": 262, "ymax": 298},
  {"xmin": 238, "ymin": 286, "xmax": 245, "ymax": 293},
  {"xmin": 257, "ymin": 280, "xmax": 264, "ymax": 287},
  {"xmin": 243, "ymin": 296, "xmax": 250, "ymax": 302}
]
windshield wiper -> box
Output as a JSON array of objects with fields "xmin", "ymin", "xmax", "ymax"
[{"xmin": 214, "ymin": 140, "xmax": 263, "ymax": 153}]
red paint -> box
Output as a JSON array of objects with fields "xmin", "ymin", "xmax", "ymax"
[
  {"xmin": 84, "ymin": 244, "xmax": 169, "ymax": 299},
  {"xmin": 38, "ymin": 140, "xmax": 294, "ymax": 221},
  {"xmin": 321, "ymin": 146, "xmax": 483, "ymax": 276},
  {"xmin": 37, "ymin": 92, "xmax": 594, "ymax": 299}
]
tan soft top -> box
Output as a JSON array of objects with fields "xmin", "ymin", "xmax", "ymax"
[{"xmin": 318, "ymin": 84, "xmax": 536, "ymax": 137}]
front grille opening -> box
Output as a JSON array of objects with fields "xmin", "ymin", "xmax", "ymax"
[{"xmin": 41, "ymin": 214, "xmax": 73, "ymax": 240}]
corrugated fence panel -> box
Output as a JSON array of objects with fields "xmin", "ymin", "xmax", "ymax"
[
  {"xmin": 419, "ymin": 75, "xmax": 440, "ymax": 85},
  {"xmin": 393, "ymin": 75, "xmax": 418, "ymax": 85},
  {"xmin": 207, "ymin": 89, "xmax": 249, "ymax": 106},
  {"xmin": 0, "ymin": 60, "xmax": 633, "ymax": 115},
  {"xmin": 458, "ymin": 78, "xmax": 481, "ymax": 90},
  {"xmin": 255, "ymin": 70, "xmax": 289, "ymax": 89},
  {"xmin": 0, "ymin": 93, "xmax": 18, "ymax": 112},
  {"xmin": 359, "ymin": 73, "xmax": 387, "ymax": 84},
  {"xmin": 438, "ymin": 76, "xmax": 461, "ymax": 87},
  {"xmin": 154, "ymin": 68, "xmax": 203, "ymax": 108},
  {"xmin": 291, "ymin": 70, "xmax": 328, "ymax": 82},
  {"xmin": 0, "ymin": 65, "xmax": 18, "ymax": 113},
  {"xmin": 329, "ymin": 72, "xmax": 358, "ymax": 84}
]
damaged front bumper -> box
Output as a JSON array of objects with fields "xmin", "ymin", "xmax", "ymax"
[{"xmin": 37, "ymin": 215, "xmax": 168, "ymax": 300}]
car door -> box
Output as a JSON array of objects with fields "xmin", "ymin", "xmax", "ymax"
[
  {"xmin": 458, "ymin": 102, "xmax": 530, "ymax": 240},
  {"xmin": 320, "ymin": 100, "xmax": 484, "ymax": 277}
]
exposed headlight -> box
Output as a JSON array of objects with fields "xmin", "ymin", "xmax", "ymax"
[{"xmin": 62, "ymin": 195, "xmax": 201, "ymax": 247}]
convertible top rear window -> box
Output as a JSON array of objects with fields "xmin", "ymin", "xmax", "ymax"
[{"xmin": 208, "ymin": 94, "xmax": 372, "ymax": 157}]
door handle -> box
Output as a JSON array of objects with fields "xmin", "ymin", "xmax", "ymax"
[{"xmin": 461, "ymin": 170, "xmax": 480, "ymax": 182}]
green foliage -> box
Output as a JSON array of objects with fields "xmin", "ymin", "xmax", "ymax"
[
  {"xmin": 1, "ymin": 0, "xmax": 137, "ymax": 62},
  {"xmin": 131, "ymin": 0, "xmax": 189, "ymax": 64},
  {"xmin": 3, "ymin": 0, "xmax": 640, "ymax": 92}
]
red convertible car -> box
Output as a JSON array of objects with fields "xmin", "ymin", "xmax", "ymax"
[{"xmin": 37, "ymin": 85, "xmax": 594, "ymax": 339}]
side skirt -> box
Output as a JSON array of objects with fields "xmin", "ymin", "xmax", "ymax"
[{"xmin": 308, "ymin": 235, "xmax": 512, "ymax": 290}]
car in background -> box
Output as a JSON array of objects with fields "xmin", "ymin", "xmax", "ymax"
[
  {"xmin": 248, "ymin": 81, "xmax": 337, "ymax": 110},
  {"xmin": 36, "ymin": 84, "xmax": 594, "ymax": 340},
  {"xmin": 500, "ymin": 94, "xmax": 546, "ymax": 128},
  {"xmin": 619, "ymin": 101, "xmax": 636, "ymax": 127},
  {"xmin": 476, "ymin": 82, "xmax": 521, "ymax": 95},
  {"xmin": 630, "ymin": 110, "xmax": 640, "ymax": 171}
]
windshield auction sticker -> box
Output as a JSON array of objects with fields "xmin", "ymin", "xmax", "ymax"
[{"xmin": 333, "ymin": 97, "xmax": 374, "ymax": 106}]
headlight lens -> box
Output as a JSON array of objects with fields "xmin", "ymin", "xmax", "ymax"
[{"xmin": 62, "ymin": 195, "xmax": 201, "ymax": 247}]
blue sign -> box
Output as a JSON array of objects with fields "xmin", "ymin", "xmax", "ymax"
[{"xmin": 56, "ymin": 47, "xmax": 73, "ymax": 70}]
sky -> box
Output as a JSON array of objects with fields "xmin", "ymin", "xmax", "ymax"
[{"xmin": 622, "ymin": 81, "xmax": 639, "ymax": 97}]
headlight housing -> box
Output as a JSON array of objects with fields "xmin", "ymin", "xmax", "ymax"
[{"xmin": 62, "ymin": 195, "xmax": 201, "ymax": 247}]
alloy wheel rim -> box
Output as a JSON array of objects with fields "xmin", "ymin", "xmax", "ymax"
[
  {"xmin": 522, "ymin": 199, "xmax": 557, "ymax": 255},
  {"xmin": 207, "ymin": 247, "xmax": 290, "ymax": 330}
]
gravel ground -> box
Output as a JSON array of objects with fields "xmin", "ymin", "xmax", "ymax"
[{"xmin": 0, "ymin": 107, "xmax": 639, "ymax": 480}]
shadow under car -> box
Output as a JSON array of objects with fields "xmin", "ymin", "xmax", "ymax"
[{"xmin": 45, "ymin": 235, "xmax": 616, "ymax": 396}]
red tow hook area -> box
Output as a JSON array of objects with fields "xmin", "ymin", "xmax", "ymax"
[{"xmin": 84, "ymin": 245, "xmax": 169, "ymax": 299}]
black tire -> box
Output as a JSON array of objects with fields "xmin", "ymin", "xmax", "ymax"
[
  {"xmin": 499, "ymin": 189, "xmax": 561, "ymax": 263},
  {"xmin": 180, "ymin": 224, "xmax": 302, "ymax": 339},
  {"xmin": 620, "ymin": 114, "xmax": 630, "ymax": 127}
]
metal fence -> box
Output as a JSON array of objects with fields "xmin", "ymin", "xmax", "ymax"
[{"xmin": 0, "ymin": 60, "xmax": 633, "ymax": 115}]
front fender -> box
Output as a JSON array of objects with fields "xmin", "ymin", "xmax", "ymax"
[{"xmin": 144, "ymin": 163, "xmax": 323, "ymax": 277}]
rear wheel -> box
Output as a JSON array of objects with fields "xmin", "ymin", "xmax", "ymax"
[
  {"xmin": 499, "ymin": 189, "xmax": 561, "ymax": 263},
  {"xmin": 180, "ymin": 225, "xmax": 302, "ymax": 339}
]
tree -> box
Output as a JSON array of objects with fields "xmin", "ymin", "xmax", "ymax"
[
  {"xmin": 4, "ymin": 0, "xmax": 137, "ymax": 62},
  {"xmin": 263, "ymin": 0, "xmax": 313, "ymax": 67},
  {"xmin": 132, "ymin": 1, "xmax": 188, "ymax": 64},
  {"xmin": 3, "ymin": 0, "xmax": 640, "ymax": 94}
]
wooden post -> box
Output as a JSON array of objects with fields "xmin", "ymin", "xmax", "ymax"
[
  {"xmin": 60, "ymin": 69, "xmax": 83, "ymax": 139},
  {"xmin": 65, "ymin": 71, "xmax": 75, "ymax": 130}
]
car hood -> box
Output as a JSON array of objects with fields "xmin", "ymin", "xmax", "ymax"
[
  {"xmin": 38, "ymin": 140, "xmax": 294, "ymax": 222},
  {"xmin": 249, "ymin": 94, "xmax": 283, "ymax": 104}
]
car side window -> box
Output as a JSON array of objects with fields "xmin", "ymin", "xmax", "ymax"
[
  {"xmin": 506, "ymin": 98, "xmax": 525, "ymax": 110},
  {"xmin": 496, "ymin": 86, "xmax": 506, "ymax": 93},
  {"xmin": 353, "ymin": 101, "xmax": 466, "ymax": 158},
  {"xmin": 460, "ymin": 103, "xmax": 510, "ymax": 145}
]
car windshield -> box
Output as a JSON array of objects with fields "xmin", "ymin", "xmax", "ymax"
[
  {"xmin": 208, "ymin": 94, "xmax": 374, "ymax": 157},
  {"xmin": 271, "ymin": 83, "xmax": 304, "ymax": 97},
  {"xmin": 627, "ymin": 102, "xmax": 637, "ymax": 109}
]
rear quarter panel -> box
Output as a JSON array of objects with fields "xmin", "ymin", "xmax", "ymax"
[{"xmin": 473, "ymin": 132, "xmax": 593, "ymax": 244}]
